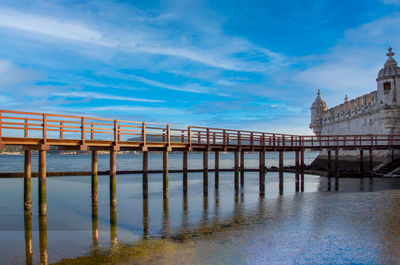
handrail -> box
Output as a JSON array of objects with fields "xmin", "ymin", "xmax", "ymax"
[{"xmin": 1, "ymin": 109, "xmax": 400, "ymax": 150}]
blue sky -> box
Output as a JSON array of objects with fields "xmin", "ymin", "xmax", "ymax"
[{"xmin": 0, "ymin": 0, "xmax": 400, "ymax": 134}]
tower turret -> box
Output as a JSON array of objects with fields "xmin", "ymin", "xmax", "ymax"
[
  {"xmin": 310, "ymin": 89, "xmax": 327, "ymax": 136},
  {"xmin": 377, "ymin": 47, "xmax": 400, "ymax": 107}
]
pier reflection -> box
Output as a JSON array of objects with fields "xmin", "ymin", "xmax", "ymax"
[
  {"xmin": 39, "ymin": 215, "xmax": 48, "ymax": 265},
  {"xmin": 143, "ymin": 198, "xmax": 149, "ymax": 239},
  {"xmin": 24, "ymin": 212, "xmax": 33, "ymax": 265},
  {"xmin": 162, "ymin": 196, "xmax": 169, "ymax": 238},
  {"xmin": 91, "ymin": 204, "xmax": 99, "ymax": 248},
  {"xmin": 110, "ymin": 203, "xmax": 117, "ymax": 247}
]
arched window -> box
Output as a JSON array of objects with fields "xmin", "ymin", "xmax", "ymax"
[{"xmin": 384, "ymin": 82, "xmax": 391, "ymax": 91}]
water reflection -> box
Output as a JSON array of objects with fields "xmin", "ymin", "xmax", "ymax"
[
  {"xmin": 15, "ymin": 172, "xmax": 400, "ymax": 264},
  {"xmin": 39, "ymin": 215, "xmax": 48, "ymax": 265},
  {"xmin": 91, "ymin": 204, "xmax": 99, "ymax": 248},
  {"xmin": 162, "ymin": 196, "xmax": 169, "ymax": 238},
  {"xmin": 24, "ymin": 212, "xmax": 33, "ymax": 265},
  {"xmin": 142, "ymin": 199, "xmax": 149, "ymax": 239},
  {"xmin": 110, "ymin": 204, "xmax": 117, "ymax": 247}
]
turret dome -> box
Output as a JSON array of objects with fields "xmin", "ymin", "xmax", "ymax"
[
  {"xmin": 377, "ymin": 47, "xmax": 400, "ymax": 81},
  {"xmin": 311, "ymin": 89, "xmax": 327, "ymax": 109}
]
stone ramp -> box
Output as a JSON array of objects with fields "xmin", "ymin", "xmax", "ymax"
[{"xmin": 373, "ymin": 157, "xmax": 400, "ymax": 177}]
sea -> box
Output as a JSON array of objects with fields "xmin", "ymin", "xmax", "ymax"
[{"xmin": 0, "ymin": 152, "xmax": 400, "ymax": 264}]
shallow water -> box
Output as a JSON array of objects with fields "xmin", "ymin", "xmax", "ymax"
[{"xmin": 0, "ymin": 153, "xmax": 400, "ymax": 264}]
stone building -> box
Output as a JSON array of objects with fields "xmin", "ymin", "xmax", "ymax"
[{"xmin": 309, "ymin": 48, "xmax": 400, "ymax": 172}]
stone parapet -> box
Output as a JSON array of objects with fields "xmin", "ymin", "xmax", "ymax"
[{"xmin": 321, "ymin": 91, "xmax": 378, "ymax": 126}]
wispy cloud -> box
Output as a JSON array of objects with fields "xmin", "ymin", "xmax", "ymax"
[
  {"xmin": 0, "ymin": 5, "xmax": 286, "ymax": 73},
  {"xmin": 0, "ymin": 7, "xmax": 115, "ymax": 47},
  {"xmin": 53, "ymin": 91, "xmax": 164, "ymax": 103},
  {"xmin": 0, "ymin": 59, "xmax": 41, "ymax": 89},
  {"xmin": 89, "ymin": 105, "xmax": 185, "ymax": 115}
]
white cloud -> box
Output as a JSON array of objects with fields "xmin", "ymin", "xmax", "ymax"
[
  {"xmin": 0, "ymin": 59, "xmax": 40, "ymax": 89},
  {"xmin": 0, "ymin": 6, "xmax": 286, "ymax": 73},
  {"xmin": 0, "ymin": 8, "xmax": 116, "ymax": 47},
  {"xmin": 381, "ymin": 0, "xmax": 400, "ymax": 5},
  {"xmin": 53, "ymin": 91, "xmax": 164, "ymax": 103},
  {"xmin": 89, "ymin": 105, "xmax": 185, "ymax": 115}
]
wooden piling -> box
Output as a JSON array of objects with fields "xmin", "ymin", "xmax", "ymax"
[
  {"xmin": 335, "ymin": 149, "xmax": 339, "ymax": 178},
  {"xmin": 259, "ymin": 151, "xmax": 265, "ymax": 195},
  {"xmin": 39, "ymin": 150, "xmax": 47, "ymax": 216},
  {"xmin": 39, "ymin": 215, "xmax": 48, "ymax": 265},
  {"xmin": 24, "ymin": 211, "xmax": 33, "ymax": 265},
  {"xmin": 300, "ymin": 150, "xmax": 305, "ymax": 192},
  {"xmin": 203, "ymin": 151, "xmax": 208, "ymax": 196},
  {"xmin": 279, "ymin": 151, "xmax": 284, "ymax": 194},
  {"xmin": 183, "ymin": 151, "xmax": 188, "ymax": 195},
  {"xmin": 163, "ymin": 149, "xmax": 169, "ymax": 199},
  {"xmin": 110, "ymin": 150, "xmax": 117, "ymax": 207},
  {"xmin": 234, "ymin": 151, "xmax": 239, "ymax": 191},
  {"xmin": 142, "ymin": 151, "xmax": 148, "ymax": 199},
  {"xmin": 91, "ymin": 150, "xmax": 98, "ymax": 205},
  {"xmin": 327, "ymin": 150, "xmax": 332, "ymax": 177},
  {"xmin": 369, "ymin": 149, "xmax": 373, "ymax": 173},
  {"xmin": 240, "ymin": 150, "xmax": 245, "ymax": 186},
  {"xmin": 24, "ymin": 150, "xmax": 32, "ymax": 213},
  {"xmin": 360, "ymin": 149, "xmax": 364, "ymax": 176},
  {"xmin": 295, "ymin": 150, "xmax": 299, "ymax": 192},
  {"xmin": 215, "ymin": 151, "xmax": 219, "ymax": 189}
]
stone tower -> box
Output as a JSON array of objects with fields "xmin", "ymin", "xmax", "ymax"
[
  {"xmin": 377, "ymin": 47, "xmax": 400, "ymax": 133},
  {"xmin": 310, "ymin": 89, "xmax": 327, "ymax": 136}
]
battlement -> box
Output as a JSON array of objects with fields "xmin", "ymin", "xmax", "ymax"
[{"xmin": 321, "ymin": 91, "xmax": 378, "ymax": 125}]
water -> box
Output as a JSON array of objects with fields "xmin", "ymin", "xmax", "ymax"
[{"xmin": 0, "ymin": 152, "xmax": 400, "ymax": 264}]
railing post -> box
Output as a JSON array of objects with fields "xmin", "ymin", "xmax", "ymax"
[
  {"xmin": 162, "ymin": 129, "xmax": 166, "ymax": 142},
  {"xmin": 206, "ymin": 128, "xmax": 210, "ymax": 147},
  {"xmin": 291, "ymin": 135, "xmax": 293, "ymax": 148},
  {"xmin": 118, "ymin": 125, "xmax": 121, "ymax": 142},
  {"xmin": 60, "ymin": 121, "xmax": 64, "ymax": 139},
  {"xmin": 227, "ymin": 132, "xmax": 230, "ymax": 145},
  {"xmin": 238, "ymin": 131, "xmax": 241, "ymax": 147},
  {"xmin": 113, "ymin": 120, "xmax": 118, "ymax": 145},
  {"xmin": 81, "ymin": 117, "xmax": 85, "ymax": 145},
  {"xmin": 198, "ymin": 130, "xmax": 201, "ymax": 143},
  {"xmin": 181, "ymin": 130, "xmax": 184, "ymax": 143},
  {"xmin": 24, "ymin": 118, "xmax": 28, "ymax": 138},
  {"xmin": 213, "ymin": 132, "xmax": 216, "ymax": 144},
  {"xmin": 91, "ymin": 123, "xmax": 94, "ymax": 140},
  {"xmin": 250, "ymin": 132, "xmax": 254, "ymax": 148},
  {"xmin": 188, "ymin": 126, "xmax": 192, "ymax": 146},
  {"xmin": 273, "ymin": 134, "xmax": 276, "ymax": 149},
  {"xmin": 166, "ymin": 124, "xmax": 170, "ymax": 147},
  {"xmin": 142, "ymin": 122, "xmax": 146, "ymax": 145},
  {"xmin": 282, "ymin": 135, "xmax": 285, "ymax": 148},
  {"xmin": 262, "ymin": 133, "xmax": 265, "ymax": 148},
  {"xmin": 42, "ymin": 114, "xmax": 47, "ymax": 145},
  {"xmin": 223, "ymin": 130, "xmax": 226, "ymax": 147}
]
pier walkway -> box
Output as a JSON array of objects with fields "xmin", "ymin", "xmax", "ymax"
[{"xmin": 1, "ymin": 109, "xmax": 399, "ymax": 216}]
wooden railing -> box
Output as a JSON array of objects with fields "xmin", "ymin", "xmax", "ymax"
[{"xmin": 1, "ymin": 109, "xmax": 400, "ymax": 149}]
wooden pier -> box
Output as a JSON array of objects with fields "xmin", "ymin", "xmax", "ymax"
[{"xmin": 1, "ymin": 109, "xmax": 400, "ymax": 216}]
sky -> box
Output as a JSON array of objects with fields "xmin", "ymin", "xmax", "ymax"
[{"xmin": 0, "ymin": 0, "xmax": 400, "ymax": 134}]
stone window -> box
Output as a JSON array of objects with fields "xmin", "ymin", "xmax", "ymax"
[{"xmin": 384, "ymin": 82, "xmax": 391, "ymax": 91}]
